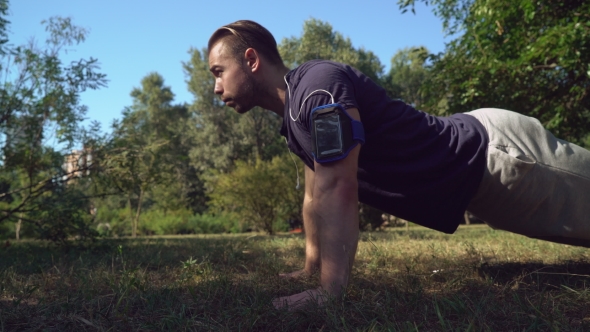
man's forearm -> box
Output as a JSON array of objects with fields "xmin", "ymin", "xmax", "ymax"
[
  {"xmin": 273, "ymin": 109, "xmax": 361, "ymax": 310},
  {"xmin": 302, "ymin": 197, "xmax": 321, "ymax": 272},
  {"xmin": 312, "ymin": 179, "xmax": 359, "ymax": 295}
]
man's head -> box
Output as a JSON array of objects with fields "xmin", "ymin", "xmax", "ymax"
[
  {"xmin": 208, "ymin": 20, "xmax": 284, "ymax": 114},
  {"xmin": 208, "ymin": 20, "xmax": 283, "ymax": 67}
]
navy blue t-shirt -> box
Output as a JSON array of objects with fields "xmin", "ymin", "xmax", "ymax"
[{"xmin": 280, "ymin": 60, "xmax": 488, "ymax": 233}]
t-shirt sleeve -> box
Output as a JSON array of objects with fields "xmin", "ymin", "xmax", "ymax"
[{"xmin": 294, "ymin": 62, "xmax": 359, "ymax": 131}]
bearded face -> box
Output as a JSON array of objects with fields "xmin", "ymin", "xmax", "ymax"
[
  {"xmin": 209, "ymin": 41, "xmax": 261, "ymax": 114},
  {"xmin": 223, "ymin": 66, "xmax": 261, "ymax": 114}
]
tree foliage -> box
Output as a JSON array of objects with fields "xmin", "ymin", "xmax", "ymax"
[
  {"xmin": 9, "ymin": 8, "xmax": 587, "ymax": 238},
  {"xmin": 279, "ymin": 19, "xmax": 385, "ymax": 84},
  {"xmin": 400, "ymin": 0, "xmax": 590, "ymax": 142},
  {"xmin": 207, "ymin": 154, "xmax": 304, "ymax": 235},
  {"xmin": 104, "ymin": 73, "xmax": 204, "ymax": 237},
  {"xmin": 358, "ymin": 203, "xmax": 386, "ymax": 231},
  {"xmin": 183, "ymin": 48, "xmax": 284, "ymax": 174},
  {"xmin": 384, "ymin": 47, "xmax": 432, "ymax": 109},
  {"xmin": 0, "ymin": 0, "xmax": 8, "ymax": 55},
  {"xmin": 0, "ymin": 12, "xmax": 106, "ymax": 242}
]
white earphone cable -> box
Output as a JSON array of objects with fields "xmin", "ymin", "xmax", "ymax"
[
  {"xmin": 284, "ymin": 137, "xmax": 300, "ymax": 190},
  {"xmin": 282, "ymin": 74, "xmax": 336, "ymax": 190},
  {"xmin": 284, "ymin": 75, "xmax": 335, "ymax": 122}
]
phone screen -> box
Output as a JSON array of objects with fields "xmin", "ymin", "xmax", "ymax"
[{"xmin": 314, "ymin": 113, "xmax": 343, "ymax": 158}]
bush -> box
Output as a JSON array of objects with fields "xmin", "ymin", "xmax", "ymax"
[
  {"xmin": 22, "ymin": 186, "xmax": 98, "ymax": 244},
  {"xmin": 359, "ymin": 203, "xmax": 386, "ymax": 231},
  {"xmin": 273, "ymin": 218, "xmax": 290, "ymax": 233},
  {"xmin": 207, "ymin": 155, "xmax": 303, "ymax": 235},
  {"xmin": 0, "ymin": 222, "xmax": 14, "ymax": 240},
  {"xmin": 139, "ymin": 209, "xmax": 244, "ymax": 235},
  {"xmin": 95, "ymin": 206, "xmax": 131, "ymax": 237},
  {"xmin": 186, "ymin": 213, "xmax": 244, "ymax": 234},
  {"xmin": 94, "ymin": 204, "xmax": 246, "ymax": 236},
  {"xmin": 138, "ymin": 209, "xmax": 189, "ymax": 235}
]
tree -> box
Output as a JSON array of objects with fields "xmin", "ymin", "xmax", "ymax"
[
  {"xmin": 384, "ymin": 47, "xmax": 432, "ymax": 109},
  {"xmin": 207, "ymin": 154, "xmax": 304, "ymax": 234},
  {"xmin": 183, "ymin": 20, "xmax": 394, "ymax": 177},
  {"xmin": 280, "ymin": 19, "xmax": 396, "ymax": 228},
  {"xmin": 104, "ymin": 132, "xmax": 169, "ymax": 238},
  {"xmin": 106, "ymin": 73, "xmax": 197, "ymax": 237},
  {"xmin": 399, "ymin": 0, "xmax": 590, "ymax": 143},
  {"xmin": 130, "ymin": 72, "xmax": 207, "ymax": 213},
  {"xmin": 0, "ymin": 12, "xmax": 106, "ymax": 242},
  {"xmin": 279, "ymin": 19, "xmax": 385, "ymax": 84},
  {"xmin": 183, "ymin": 48, "xmax": 284, "ymax": 174},
  {"xmin": 0, "ymin": 0, "xmax": 8, "ymax": 55}
]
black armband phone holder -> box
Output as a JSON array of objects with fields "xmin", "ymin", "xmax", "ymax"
[{"xmin": 310, "ymin": 104, "xmax": 365, "ymax": 163}]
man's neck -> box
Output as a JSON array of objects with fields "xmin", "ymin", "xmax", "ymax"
[{"xmin": 257, "ymin": 66, "xmax": 290, "ymax": 118}]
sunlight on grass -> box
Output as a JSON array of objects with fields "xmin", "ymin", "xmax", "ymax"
[{"xmin": 1, "ymin": 225, "xmax": 589, "ymax": 330}]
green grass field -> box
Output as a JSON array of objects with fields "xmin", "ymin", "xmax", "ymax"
[{"xmin": 1, "ymin": 225, "xmax": 589, "ymax": 331}]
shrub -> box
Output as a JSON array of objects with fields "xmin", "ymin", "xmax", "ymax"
[
  {"xmin": 95, "ymin": 206, "xmax": 131, "ymax": 237},
  {"xmin": 186, "ymin": 213, "xmax": 243, "ymax": 234},
  {"xmin": 358, "ymin": 203, "xmax": 386, "ymax": 231},
  {"xmin": 207, "ymin": 154, "xmax": 303, "ymax": 235}
]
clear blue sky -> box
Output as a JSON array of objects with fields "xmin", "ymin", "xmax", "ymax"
[{"xmin": 8, "ymin": 0, "xmax": 447, "ymax": 133}]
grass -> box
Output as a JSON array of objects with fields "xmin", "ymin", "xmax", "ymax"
[{"xmin": 1, "ymin": 225, "xmax": 590, "ymax": 331}]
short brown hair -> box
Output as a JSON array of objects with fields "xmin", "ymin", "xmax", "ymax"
[{"xmin": 208, "ymin": 20, "xmax": 284, "ymax": 66}]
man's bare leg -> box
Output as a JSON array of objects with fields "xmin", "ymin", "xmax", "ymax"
[{"xmin": 280, "ymin": 166, "xmax": 320, "ymax": 278}]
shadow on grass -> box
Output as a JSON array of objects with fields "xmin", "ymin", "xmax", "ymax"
[
  {"xmin": 2, "ymin": 235, "xmax": 590, "ymax": 330},
  {"xmin": 0, "ymin": 236, "xmax": 285, "ymax": 276},
  {"xmin": 477, "ymin": 260, "xmax": 590, "ymax": 289}
]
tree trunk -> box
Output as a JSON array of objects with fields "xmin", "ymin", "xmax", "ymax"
[
  {"xmin": 133, "ymin": 189, "xmax": 144, "ymax": 238},
  {"xmin": 128, "ymin": 196, "xmax": 133, "ymax": 237},
  {"xmin": 15, "ymin": 213, "xmax": 22, "ymax": 241}
]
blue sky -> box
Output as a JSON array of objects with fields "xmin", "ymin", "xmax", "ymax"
[{"xmin": 8, "ymin": 0, "xmax": 447, "ymax": 133}]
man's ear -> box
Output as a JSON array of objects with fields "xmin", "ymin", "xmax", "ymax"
[{"xmin": 244, "ymin": 48, "xmax": 260, "ymax": 73}]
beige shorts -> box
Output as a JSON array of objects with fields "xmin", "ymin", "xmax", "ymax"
[{"xmin": 465, "ymin": 108, "xmax": 590, "ymax": 247}]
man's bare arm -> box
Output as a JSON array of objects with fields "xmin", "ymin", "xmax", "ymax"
[
  {"xmin": 274, "ymin": 108, "xmax": 361, "ymax": 308},
  {"xmin": 279, "ymin": 165, "xmax": 320, "ymax": 278},
  {"xmin": 312, "ymin": 127, "xmax": 360, "ymax": 295},
  {"xmin": 303, "ymin": 165, "xmax": 321, "ymax": 273}
]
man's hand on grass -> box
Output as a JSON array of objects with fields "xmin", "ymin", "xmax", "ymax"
[
  {"xmin": 272, "ymin": 288, "xmax": 327, "ymax": 311},
  {"xmin": 278, "ymin": 269, "xmax": 311, "ymax": 279}
]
